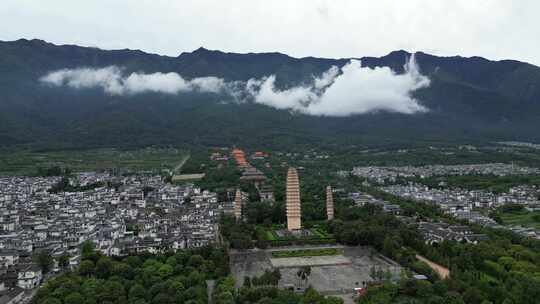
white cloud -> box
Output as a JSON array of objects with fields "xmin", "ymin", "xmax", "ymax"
[
  {"xmin": 41, "ymin": 66, "xmax": 125, "ymax": 95},
  {"xmin": 40, "ymin": 67, "xmax": 227, "ymax": 95},
  {"xmin": 189, "ymin": 77, "xmax": 227, "ymax": 93},
  {"xmin": 123, "ymin": 72, "xmax": 190, "ymax": 94},
  {"xmin": 40, "ymin": 54, "xmax": 430, "ymax": 116},
  {"xmin": 246, "ymin": 76, "xmax": 317, "ymax": 111},
  {"xmin": 249, "ymin": 54, "xmax": 430, "ymax": 116},
  {"xmin": 313, "ymin": 65, "xmax": 339, "ymax": 90}
]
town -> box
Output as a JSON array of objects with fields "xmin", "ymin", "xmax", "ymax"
[
  {"xmin": 1, "ymin": 147, "xmax": 540, "ymax": 304},
  {"xmin": 0, "ymin": 172, "xmax": 227, "ymax": 302},
  {"xmin": 352, "ymin": 164, "xmax": 540, "ymax": 239}
]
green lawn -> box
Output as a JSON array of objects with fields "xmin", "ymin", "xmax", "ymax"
[
  {"xmin": 311, "ymin": 228, "xmax": 332, "ymax": 238},
  {"xmin": 271, "ymin": 248, "xmax": 341, "ymax": 258},
  {"xmin": 265, "ymin": 231, "xmax": 278, "ymax": 241},
  {"xmin": 500, "ymin": 211, "xmax": 540, "ymax": 229}
]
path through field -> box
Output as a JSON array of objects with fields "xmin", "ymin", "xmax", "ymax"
[
  {"xmin": 416, "ymin": 254, "xmax": 449, "ymax": 279},
  {"xmin": 173, "ymin": 154, "xmax": 190, "ymax": 173}
]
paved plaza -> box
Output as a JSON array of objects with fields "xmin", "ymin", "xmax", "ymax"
[{"xmin": 230, "ymin": 245, "xmax": 401, "ymax": 300}]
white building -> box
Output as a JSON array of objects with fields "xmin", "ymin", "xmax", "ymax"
[{"xmin": 17, "ymin": 265, "xmax": 42, "ymax": 289}]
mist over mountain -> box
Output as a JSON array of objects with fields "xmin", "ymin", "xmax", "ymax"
[{"xmin": 1, "ymin": 38, "xmax": 540, "ymax": 150}]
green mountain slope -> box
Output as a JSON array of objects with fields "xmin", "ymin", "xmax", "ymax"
[{"xmin": 1, "ymin": 39, "xmax": 540, "ymax": 149}]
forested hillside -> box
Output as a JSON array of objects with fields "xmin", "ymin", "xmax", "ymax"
[{"xmin": 1, "ymin": 39, "xmax": 540, "ymax": 150}]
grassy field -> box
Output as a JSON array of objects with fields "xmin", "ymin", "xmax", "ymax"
[
  {"xmin": 311, "ymin": 227, "xmax": 332, "ymax": 238},
  {"xmin": 0, "ymin": 148, "xmax": 188, "ymax": 176},
  {"xmin": 265, "ymin": 231, "xmax": 278, "ymax": 241},
  {"xmin": 500, "ymin": 210, "xmax": 540, "ymax": 229},
  {"xmin": 271, "ymin": 248, "xmax": 341, "ymax": 258}
]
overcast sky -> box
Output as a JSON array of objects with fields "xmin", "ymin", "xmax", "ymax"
[{"xmin": 2, "ymin": 1, "xmax": 540, "ymax": 65}]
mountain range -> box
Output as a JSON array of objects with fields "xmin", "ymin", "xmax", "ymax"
[{"xmin": 1, "ymin": 38, "xmax": 540, "ymax": 150}]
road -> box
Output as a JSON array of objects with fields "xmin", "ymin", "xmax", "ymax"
[
  {"xmin": 206, "ymin": 280, "xmax": 215, "ymax": 304},
  {"xmin": 173, "ymin": 154, "xmax": 190, "ymax": 173},
  {"xmin": 416, "ymin": 254, "xmax": 450, "ymax": 279}
]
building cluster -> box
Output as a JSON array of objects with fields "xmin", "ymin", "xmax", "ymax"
[
  {"xmin": 231, "ymin": 148, "xmax": 249, "ymax": 168},
  {"xmin": 0, "ymin": 172, "xmax": 226, "ymax": 296},
  {"xmin": 415, "ymin": 222, "xmax": 488, "ymax": 245},
  {"xmin": 348, "ymin": 192, "xmax": 402, "ymax": 215},
  {"xmin": 497, "ymin": 141, "xmax": 540, "ymax": 150},
  {"xmin": 346, "ymin": 191, "xmax": 487, "ymax": 244},
  {"xmin": 216, "ymin": 148, "xmax": 274, "ymax": 203},
  {"xmin": 352, "ymin": 163, "xmax": 540, "ymax": 184},
  {"xmin": 381, "ymin": 183, "xmax": 540, "ymax": 212},
  {"xmin": 381, "ymin": 183, "xmax": 540, "ymax": 239}
]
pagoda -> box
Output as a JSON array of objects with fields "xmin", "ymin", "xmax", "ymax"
[
  {"xmin": 234, "ymin": 189, "xmax": 242, "ymax": 221},
  {"xmin": 326, "ymin": 185, "xmax": 334, "ymax": 220},
  {"xmin": 286, "ymin": 167, "xmax": 301, "ymax": 231}
]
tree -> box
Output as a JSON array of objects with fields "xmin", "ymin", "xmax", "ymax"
[
  {"xmin": 158, "ymin": 264, "xmax": 173, "ymax": 279},
  {"xmin": 300, "ymin": 288, "xmax": 325, "ymax": 304},
  {"xmin": 34, "ymin": 248, "xmax": 238, "ymax": 304},
  {"xmin": 188, "ymin": 255, "xmax": 204, "ymax": 268},
  {"xmin": 463, "ymin": 287, "xmax": 483, "ymax": 304},
  {"xmin": 252, "ymin": 269, "xmax": 281, "ymax": 286},
  {"xmin": 296, "ymin": 266, "xmax": 311, "ymax": 289},
  {"xmin": 128, "ymin": 283, "xmax": 146, "ymax": 300},
  {"xmin": 79, "ymin": 260, "xmax": 95, "ymax": 277},
  {"xmin": 95, "ymin": 257, "xmax": 112, "ymax": 279},
  {"xmin": 98, "ymin": 280, "xmax": 126, "ymax": 303},
  {"xmin": 125, "ymin": 256, "xmax": 142, "ymax": 268},
  {"xmin": 58, "ymin": 254, "xmax": 70, "ymax": 269},
  {"xmin": 490, "ymin": 212, "xmax": 504, "ymax": 225},
  {"xmin": 112, "ymin": 262, "xmax": 134, "ymax": 280},
  {"xmin": 34, "ymin": 250, "xmax": 53, "ymax": 273},
  {"xmin": 41, "ymin": 298, "xmax": 62, "ymax": 304},
  {"xmin": 64, "ymin": 292, "xmax": 84, "ymax": 304},
  {"xmin": 243, "ymin": 276, "xmax": 251, "ymax": 288},
  {"xmin": 272, "ymin": 269, "xmax": 282, "ymax": 284},
  {"xmin": 81, "ymin": 278, "xmax": 99, "ymax": 301},
  {"xmin": 152, "ymin": 293, "xmax": 174, "ymax": 304},
  {"xmin": 443, "ymin": 291, "xmax": 466, "ymax": 304},
  {"xmin": 383, "ymin": 236, "xmax": 398, "ymax": 257},
  {"xmin": 81, "ymin": 241, "xmax": 97, "ymax": 261}
]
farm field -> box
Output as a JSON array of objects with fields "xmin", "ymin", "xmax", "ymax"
[
  {"xmin": 500, "ymin": 210, "xmax": 540, "ymax": 229},
  {"xmin": 0, "ymin": 148, "xmax": 188, "ymax": 175}
]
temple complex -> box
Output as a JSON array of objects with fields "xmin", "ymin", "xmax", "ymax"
[
  {"xmin": 326, "ymin": 185, "xmax": 334, "ymax": 220},
  {"xmin": 257, "ymin": 183, "xmax": 275, "ymax": 203},
  {"xmin": 231, "ymin": 148, "xmax": 248, "ymax": 168},
  {"xmin": 240, "ymin": 166, "xmax": 266, "ymax": 187},
  {"xmin": 286, "ymin": 167, "xmax": 301, "ymax": 231}
]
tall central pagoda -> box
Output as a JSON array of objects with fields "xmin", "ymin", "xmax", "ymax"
[{"xmin": 286, "ymin": 167, "xmax": 301, "ymax": 231}]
